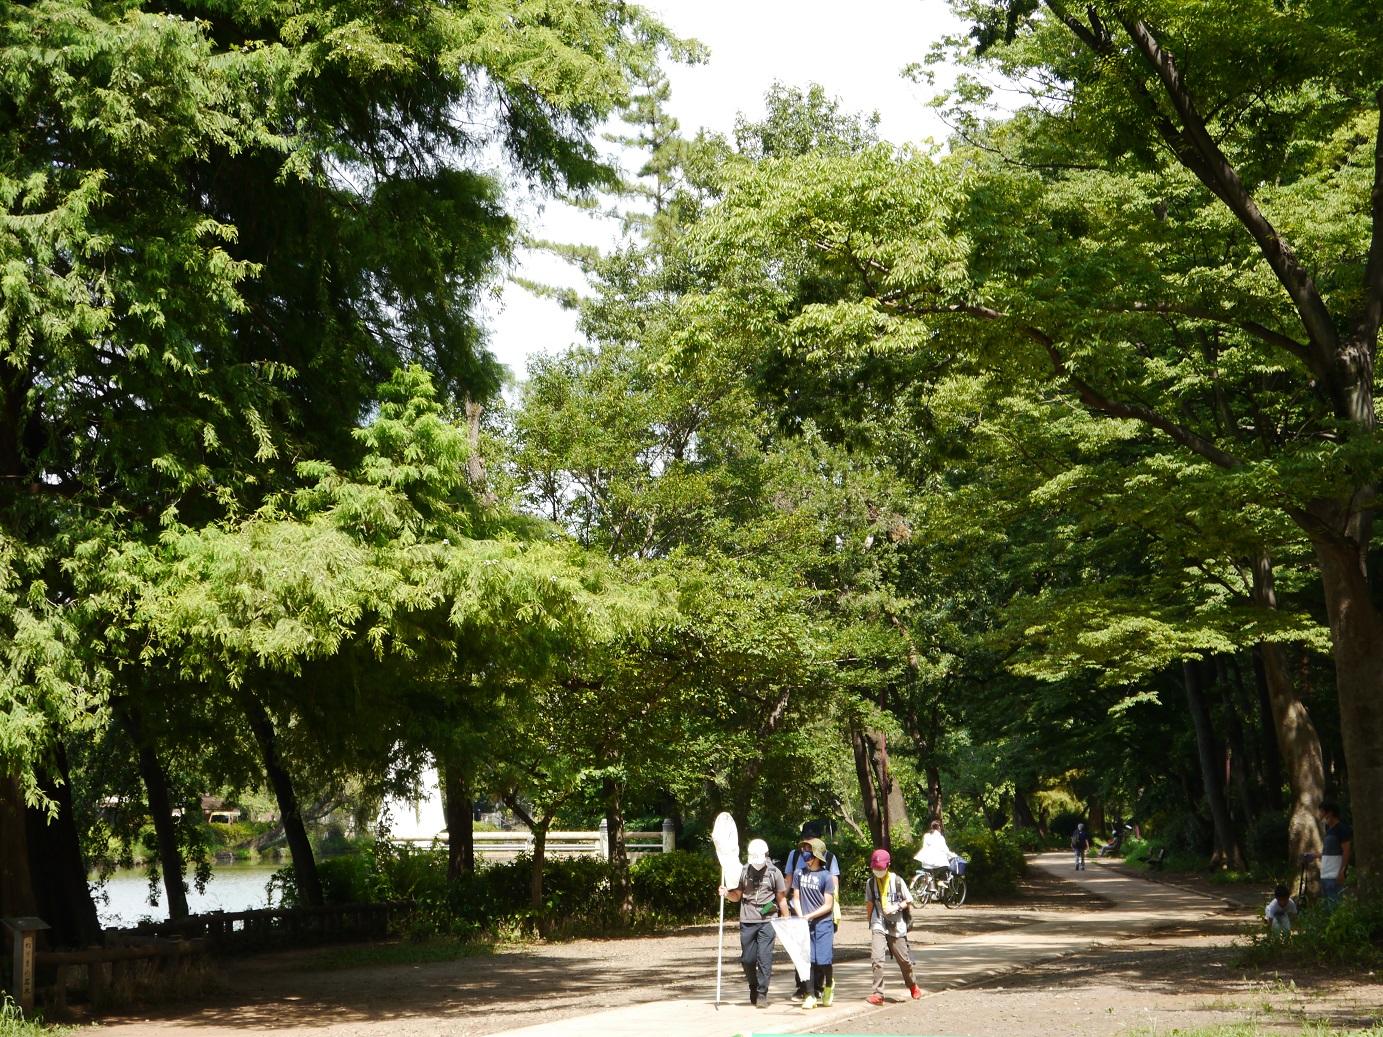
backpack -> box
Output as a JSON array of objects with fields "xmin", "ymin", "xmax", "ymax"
[{"xmin": 866, "ymin": 872, "xmax": 911, "ymax": 931}]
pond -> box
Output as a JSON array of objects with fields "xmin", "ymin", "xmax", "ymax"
[{"xmin": 93, "ymin": 862, "xmax": 284, "ymax": 929}]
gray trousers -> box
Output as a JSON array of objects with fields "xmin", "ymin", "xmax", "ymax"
[
  {"xmin": 870, "ymin": 927, "xmax": 915, "ymax": 995},
  {"xmin": 740, "ymin": 921, "xmax": 775, "ymax": 996}
]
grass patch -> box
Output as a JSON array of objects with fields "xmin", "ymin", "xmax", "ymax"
[
  {"xmin": 303, "ymin": 938, "xmax": 505, "ymax": 971},
  {"xmin": 0, "ymin": 998, "xmax": 68, "ymax": 1037}
]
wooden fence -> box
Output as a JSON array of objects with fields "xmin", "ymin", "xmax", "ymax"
[
  {"xmin": 36, "ymin": 935, "xmax": 209, "ymax": 1011},
  {"xmin": 397, "ymin": 817, "xmax": 677, "ymax": 857},
  {"xmin": 118, "ymin": 900, "xmax": 410, "ymax": 950}
]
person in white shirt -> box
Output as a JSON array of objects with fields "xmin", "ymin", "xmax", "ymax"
[
  {"xmin": 1264, "ymin": 884, "xmax": 1298, "ymax": 934},
  {"xmin": 914, "ymin": 819, "xmax": 953, "ymax": 871}
]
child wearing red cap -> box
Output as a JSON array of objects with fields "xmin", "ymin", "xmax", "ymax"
[{"xmin": 864, "ymin": 848, "xmax": 921, "ymax": 1004}]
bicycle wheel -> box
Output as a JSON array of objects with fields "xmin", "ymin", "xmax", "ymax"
[
  {"xmin": 943, "ymin": 875, "xmax": 967, "ymax": 908},
  {"xmin": 909, "ymin": 871, "xmax": 934, "ymax": 905}
]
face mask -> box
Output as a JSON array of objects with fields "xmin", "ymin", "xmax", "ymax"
[{"xmin": 871, "ymin": 868, "xmax": 888, "ymax": 879}]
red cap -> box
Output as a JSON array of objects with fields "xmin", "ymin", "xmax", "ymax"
[{"xmin": 869, "ymin": 849, "xmax": 891, "ymax": 870}]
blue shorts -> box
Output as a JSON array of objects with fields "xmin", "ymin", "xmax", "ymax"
[{"xmin": 808, "ymin": 917, "xmax": 834, "ymax": 965}]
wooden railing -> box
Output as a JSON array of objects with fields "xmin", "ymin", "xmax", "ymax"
[
  {"xmin": 397, "ymin": 817, "xmax": 677, "ymax": 856},
  {"xmin": 111, "ymin": 900, "xmax": 410, "ymax": 951},
  {"xmin": 36, "ymin": 935, "xmax": 209, "ymax": 1011}
]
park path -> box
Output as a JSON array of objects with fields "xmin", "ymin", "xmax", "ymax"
[
  {"xmin": 94, "ymin": 853, "xmax": 1239, "ymax": 1037},
  {"xmin": 491, "ymin": 852, "xmax": 1231, "ymax": 1037}
]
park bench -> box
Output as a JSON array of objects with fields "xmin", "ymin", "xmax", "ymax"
[{"xmin": 1147, "ymin": 848, "xmax": 1168, "ymax": 871}]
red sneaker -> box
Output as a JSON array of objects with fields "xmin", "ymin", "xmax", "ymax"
[
  {"xmin": 866, "ymin": 993, "xmax": 885, "ymax": 1006},
  {"xmin": 910, "ymin": 985, "xmax": 923, "ymax": 999}
]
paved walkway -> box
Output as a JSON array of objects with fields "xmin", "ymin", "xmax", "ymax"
[{"xmin": 496, "ymin": 853, "xmax": 1232, "ymax": 1037}]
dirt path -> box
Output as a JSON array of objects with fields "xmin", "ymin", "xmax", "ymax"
[{"xmin": 90, "ymin": 856, "xmax": 1378, "ymax": 1037}]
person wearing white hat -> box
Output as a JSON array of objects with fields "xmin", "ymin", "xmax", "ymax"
[{"xmin": 718, "ymin": 837, "xmax": 788, "ymax": 1007}]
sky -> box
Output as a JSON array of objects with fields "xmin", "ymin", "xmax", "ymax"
[{"xmin": 483, "ymin": 0, "xmax": 968, "ymax": 384}]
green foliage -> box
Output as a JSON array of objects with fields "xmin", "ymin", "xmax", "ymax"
[
  {"xmin": 0, "ymin": 998, "xmax": 67, "ymax": 1037},
  {"xmin": 1241, "ymin": 894, "xmax": 1383, "ymax": 969},
  {"xmin": 946, "ymin": 828, "xmax": 1027, "ymax": 898},
  {"xmin": 630, "ymin": 851, "xmax": 720, "ymax": 921}
]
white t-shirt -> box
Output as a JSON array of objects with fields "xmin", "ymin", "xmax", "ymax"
[
  {"xmin": 914, "ymin": 831, "xmax": 952, "ymax": 869},
  {"xmin": 1265, "ymin": 897, "xmax": 1297, "ymax": 931}
]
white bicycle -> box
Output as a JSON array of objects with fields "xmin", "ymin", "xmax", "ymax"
[{"xmin": 909, "ymin": 862, "xmax": 967, "ymax": 908}]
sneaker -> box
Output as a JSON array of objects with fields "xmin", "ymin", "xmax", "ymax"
[
  {"xmin": 789, "ymin": 989, "xmax": 805, "ymax": 1003},
  {"xmin": 910, "ymin": 984, "xmax": 923, "ymax": 999},
  {"xmin": 866, "ymin": 993, "xmax": 885, "ymax": 1006},
  {"xmin": 821, "ymin": 984, "xmax": 834, "ymax": 1007},
  {"xmin": 800, "ymin": 995, "xmax": 818, "ymax": 1011},
  {"xmin": 755, "ymin": 998, "xmax": 769, "ymax": 1010}
]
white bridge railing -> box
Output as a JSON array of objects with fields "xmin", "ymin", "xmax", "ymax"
[{"xmin": 397, "ymin": 817, "xmax": 676, "ymax": 858}]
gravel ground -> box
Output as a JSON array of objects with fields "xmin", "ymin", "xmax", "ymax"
[{"xmin": 91, "ymin": 869, "xmax": 1382, "ymax": 1037}]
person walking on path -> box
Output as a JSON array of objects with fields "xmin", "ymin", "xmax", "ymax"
[
  {"xmin": 785, "ymin": 826, "xmax": 840, "ymax": 1000},
  {"xmin": 791, "ymin": 837, "xmax": 836, "ymax": 1011},
  {"xmin": 718, "ymin": 837, "xmax": 788, "ymax": 1008},
  {"xmin": 1071, "ymin": 823, "xmax": 1091, "ymax": 870},
  {"xmin": 864, "ymin": 849, "xmax": 921, "ymax": 1005}
]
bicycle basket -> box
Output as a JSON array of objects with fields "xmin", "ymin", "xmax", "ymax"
[{"xmin": 949, "ymin": 856, "xmax": 967, "ymax": 876}]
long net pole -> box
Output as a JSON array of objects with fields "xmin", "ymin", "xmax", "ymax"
[{"xmin": 715, "ymin": 893, "xmax": 725, "ymax": 1006}]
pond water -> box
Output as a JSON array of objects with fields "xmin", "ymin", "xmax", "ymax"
[{"xmin": 93, "ymin": 863, "xmax": 284, "ymax": 929}]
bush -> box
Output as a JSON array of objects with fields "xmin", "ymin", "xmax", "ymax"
[
  {"xmin": 946, "ymin": 828, "xmax": 1026, "ymax": 898},
  {"xmin": 631, "ymin": 851, "xmax": 721, "ymax": 921},
  {"xmin": 1242, "ymin": 893, "xmax": 1383, "ymax": 968}
]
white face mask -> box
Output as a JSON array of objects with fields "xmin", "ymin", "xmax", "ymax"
[{"xmin": 871, "ymin": 868, "xmax": 888, "ymax": 878}]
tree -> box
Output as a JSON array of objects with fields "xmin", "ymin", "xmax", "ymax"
[
  {"xmin": 934, "ymin": 0, "xmax": 1383, "ymax": 874},
  {"xmin": 0, "ymin": 0, "xmax": 680, "ymax": 939}
]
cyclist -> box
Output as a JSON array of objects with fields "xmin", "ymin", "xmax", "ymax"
[{"xmin": 914, "ymin": 818, "xmax": 954, "ymax": 884}]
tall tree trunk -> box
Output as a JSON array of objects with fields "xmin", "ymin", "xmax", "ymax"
[
  {"xmin": 851, "ymin": 726, "xmax": 883, "ymax": 846},
  {"xmin": 1184, "ymin": 661, "xmax": 1244, "ymax": 869},
  {"xmin": 530, "ymin": 822, "xmax": 550, "ymax": 914},
  {"xmin": 603, "ymin": 778, "xmax": 632, "ymax": 924},
  {"xmin": 25, "ymin": 747, "xmax": 101, "ymax": 947},
  {"xmin": 1251, "ymin": 554, "xmax": 1325, "ymax": 867},
  {"xmin": 1013, "ymin": 785, "xmax": 1038, "ymax": 829},
  {"xmin": 119, "ymin": 701, "xmax": 190, "ymax": 920},
  {"xmin": 875, "ymin": 730, "xmax": 910, "ymax": 848},
  {"xmin": 439, "ymin": 757, "xmax": 474, "ymax": 880},
  {"xmin": 243, "ymin": 695, "xmax": 322, "ymax": 906},
  {"xmin": 1216, "ymin": 656, "xmax": 1258, "ymax": 830},
  {"xmin": 0, "ymin": 773, "xmax": 38, "ymax": 920},
  {"xmin": 925, "ymin": 764, "xmax": 943, "ymax": 827},
  {"xmin": 1314, "ymin": 533, "xmax": 1383, "ymax": 883},
  {"xmin": 1245, "ymin": 650, "xmax": 1285, "ymax": 811}
]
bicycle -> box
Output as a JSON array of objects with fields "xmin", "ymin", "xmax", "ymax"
[{"xmin": 909, "ymin": 863, "xmax": 967, "ymax": 908}]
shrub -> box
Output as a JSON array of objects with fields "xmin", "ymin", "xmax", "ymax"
[
  {"xmin": 632, "ymin": 851, "xmax": 720, "ymax": 921},
  {"xmin": 1241, "ymin": 893, "xmax": 1383, "ymax": 968},
  {"xmin": 947, "ymin": 828, "xmax": 1026, "ymax": 897}
]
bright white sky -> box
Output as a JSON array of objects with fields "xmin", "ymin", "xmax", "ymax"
[{"xmin": 484, "ymin": 0, "xmax": 967, "ymax": 384}]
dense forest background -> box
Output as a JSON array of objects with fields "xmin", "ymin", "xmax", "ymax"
[{"xmin": 2, "ymin": 0, "xmax": 1381, "ymax": 946}]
